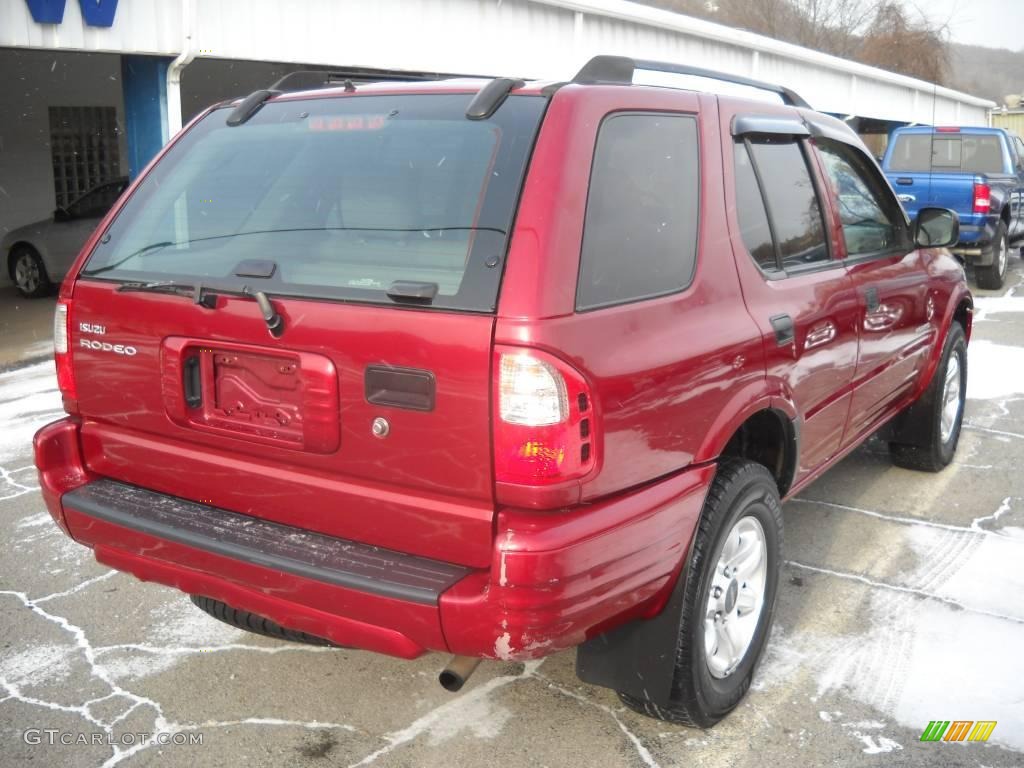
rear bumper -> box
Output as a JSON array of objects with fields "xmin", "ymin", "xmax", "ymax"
[
  {"xmin": 34, "ymin": 417, "xmax": 712, "ymax": 661},
  {"xmin": 952, "ymin": 219, "xmax": 997, "ymax": 262}
]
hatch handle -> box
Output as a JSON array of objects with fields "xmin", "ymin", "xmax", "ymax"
[{"xmin": 183, "ymin": 356, "xmax": 202, "ymax": 409}]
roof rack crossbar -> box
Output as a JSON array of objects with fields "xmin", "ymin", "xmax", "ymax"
[{"xmin": 571, "ymin": 55, "xmax": 810, "ymax": 109}]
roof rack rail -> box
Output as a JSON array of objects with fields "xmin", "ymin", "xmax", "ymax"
[
  {"xmin": 226, "ymin": 89, "xmax": 277, "ymax": 126},
  {"xmin": 465, "ymin": 77, "xmax": 524, "ymax": 120},
  {"xmin": 571, "ymin": 55, "xmax": 810, "ymax": 109}
]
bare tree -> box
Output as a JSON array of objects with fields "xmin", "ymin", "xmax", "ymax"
[
  {"xmin": 857, "ymin": 2, "xmax": 949, "ymax": 84},
  {"xmin": 641, "ymin": 0, "xmax": 950, "ymax": 84}
]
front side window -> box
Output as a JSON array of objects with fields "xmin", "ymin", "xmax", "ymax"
[
  {"xmin": 80, "ymin": 94, "xmax": 546, "ymax": 312},
  {"xmin": 816, "ymin": 139, "xmax": 903, "ymax": 257},
  {"xmin": 735, "ymin": 137, "xmax": 829, "ymax": 272},
  {"xmin": 576, "ymin": 112, "xmax": 700, "ymax": 310}
]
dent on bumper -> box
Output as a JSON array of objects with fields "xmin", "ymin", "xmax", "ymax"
[
  {"xmin": 439, "ymin": 464, "xmax": 714, "ymax": 660},
  {"xmin": 34, "ymin": 417, "xmax": 714, "ymax": 661}
]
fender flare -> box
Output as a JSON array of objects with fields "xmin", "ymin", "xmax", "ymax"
[
  {"xmin": 913, "ymin": 286, "xmax": 973, "ymax": 403},
  {"xmin": 692, "ymin": 380, "xmax": 799, "ymax": 495}
]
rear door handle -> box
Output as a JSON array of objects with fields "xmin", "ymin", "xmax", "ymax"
[
  {"xmin": 770, "ymin": 314, "xmax": 795, "ymax": 347},
  {"xmin": 805, "ymin": 320, "xmax": 837, "ymax": 350}
]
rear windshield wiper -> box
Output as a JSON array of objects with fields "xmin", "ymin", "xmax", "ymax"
[
  {"xmin": 115, "ymin": 280, "xmax": 282, "ymax": 336},
  {"xmin": 117, "ymin": 280, "xmax": 218, "ymax": 309},
  {"xmin": 84, "ymin": 241, "xmax": 174, "ymax": 276}
]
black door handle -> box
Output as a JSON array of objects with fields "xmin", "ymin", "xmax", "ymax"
[
  {"xmin": 183, "ymin": 355, "xmax": 202, "ymax": 409},
  {"xmin": 864, "ymin": 286, "xmax": 880, "ymax": 312},
  {"xmin": 770, "ymin": 314, "xmax": 795, "ymax": 346}
]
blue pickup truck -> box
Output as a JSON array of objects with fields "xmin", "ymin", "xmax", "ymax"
[{"xmin": 882, "ymin": 126, "xmax": 1024, "ymax": 289}]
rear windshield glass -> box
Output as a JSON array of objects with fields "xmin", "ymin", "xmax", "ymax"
[
  {"xmin": 888, "ymin": 133, "xmax": 1005, "ymax": 174},
  {"xmin": 81, "ymin": 94, "xmax": 545, "ymax": 312}
]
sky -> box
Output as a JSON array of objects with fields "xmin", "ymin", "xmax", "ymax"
[{"xmin": 904, "ymin": 0, "xmax": 1024, "ymax": 50}]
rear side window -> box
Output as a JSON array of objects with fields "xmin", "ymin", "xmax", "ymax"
[
  {"xmin": 80, "ymin": 94, "xmax": 545, "ymax": 312},
  {"xmin": 888, "ymin": 133, "xmax": 1006, "ymax": 174},
  {"xmin": 733, "ymin": 143, "xmax": 775, "ymax": 270},
  {"xmin": 734, "ymin": 138, "xmax": 829, "ymax": 272},
  {"xmin": 576, "ymin": 113, "xmax": 699, "ymax": 311}
]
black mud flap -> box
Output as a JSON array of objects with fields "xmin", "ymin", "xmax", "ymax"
[{"xmin": 575, "ymin": 566, "xmax": 687, "ymax": 707}]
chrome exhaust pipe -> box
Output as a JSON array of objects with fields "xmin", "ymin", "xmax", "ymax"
[{"xmin": 439, "ymin": 655, "xmax": 481, "ymax": 692}]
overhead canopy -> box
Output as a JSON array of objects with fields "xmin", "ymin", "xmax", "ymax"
[{"xmin": 0, "ymin": 0, "xmax": 994, "ymax": 125}]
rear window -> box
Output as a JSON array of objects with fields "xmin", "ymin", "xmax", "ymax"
[
  {"xmin": 888, "ymin": 133, "xmax": 1006, "ymax": 174},
  {"xmin": 81, "ymin": 94, "xmax": 545, "ymax": 312}
]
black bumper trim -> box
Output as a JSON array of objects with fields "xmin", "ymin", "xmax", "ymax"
[{"xmin": 63, "ymin": 479, "xmax": 471, "ymax": 605}]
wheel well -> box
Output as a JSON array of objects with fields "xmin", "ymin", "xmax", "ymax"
[
  {"xmin": 720, "ymin": 409, "xmax": 796, "ymax": 497},
  {"xmin": 6, "ymin": 242, "xmax": 38, "ymax": 279},
  {"xmin": 1001, "ymin": 206, "xmax": 1011, "ymax": 228},
  {"xmin": 953, "ymin": 297, "xmax": 972, "ymax": 341}
]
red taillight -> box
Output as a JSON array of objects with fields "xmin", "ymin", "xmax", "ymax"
[
  {"xmin": 493, "ymin": 346, "xmax": 596, "ymax": 487},
  {"xmin": 973, "ymin": 181, "xmax": 991, "ymax": 214},
  {"xmin": 53, "ymin": 300, "xmax": 78, "ymax": 409},
  {"xmin": 935, "ymin": 126, "xmax": 960, "ymax": 133}
]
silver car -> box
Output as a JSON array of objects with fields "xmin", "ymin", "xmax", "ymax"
[{"xmin": 3, "ymin": 178, "xmax": 128, "ymax": 297}]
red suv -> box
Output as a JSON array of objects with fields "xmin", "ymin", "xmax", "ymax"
[{"xmin": 34, "ymin": 56, "xmax": 971, "ymax": 727}]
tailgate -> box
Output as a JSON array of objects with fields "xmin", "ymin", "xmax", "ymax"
[
  {"xmin": 61, "ymin": 91, "xmax": 547, "ymax": 569},
  {"xmin": 885, "ymin": 171, "xmax": 974, "ymax": 219},
  {"xmin": 71, "ymin": 281, "xmax": 496, "ymax": 567}
]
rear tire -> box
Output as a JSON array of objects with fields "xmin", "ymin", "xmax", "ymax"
[
  {"xmin": 889, "ymin": 324, "xmax": 966, "ymax": 472},
  {"xmin": 617, "ymin": 460, "xmax": 782, "ymax": 727},
  {"xmin": 9, "ymin": 245, "xmax": 51, "ymax": 298},
  {"xmin": 189, "ymin": 594, "xmax": 338, "ymax": 646},
  {"xmin": 975, "ymin": 222, "xmax": 1008, "ymax": 290}
]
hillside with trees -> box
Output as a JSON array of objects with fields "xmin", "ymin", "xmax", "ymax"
[{"xmin": 639, "ymin": 0, "xmax": 1023, "ymax": 102}]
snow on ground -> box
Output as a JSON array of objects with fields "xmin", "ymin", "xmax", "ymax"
[
  {"xmin": 0, "ymin": 360, "xmax": 63, "ymax": 463},
  {"xmin": 972, "ymin": 287, "xmax": 1024, "ymax": 323},
  {"xmin": 967, "ymin": 340, "xmax": 1024, "ymax": 401}
]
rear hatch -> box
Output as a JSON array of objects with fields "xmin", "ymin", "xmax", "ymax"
[
  {"xmin": 64, "ymin": 90, "xmax": 546, "ymax": 567},
  {"xmin": 885, "ymin": 130, "xmax": 1003, "ymax": 217}
]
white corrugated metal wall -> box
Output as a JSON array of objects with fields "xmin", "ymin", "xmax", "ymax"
[{"xmin": 0, "ymin": 0, "xmax": 995, "ymax": 125}]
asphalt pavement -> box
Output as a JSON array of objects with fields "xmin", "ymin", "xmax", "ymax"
[{"xmin": 1, "ymin": 263, "xmax": 1023, "ymax": 768}]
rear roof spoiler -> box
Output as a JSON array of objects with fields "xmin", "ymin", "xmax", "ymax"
[
  {"xmin": 572, "ymin": 55, "xmax": 810, "ymax": 109},
  {"xmin": 226, "ymin": 68, "xmax": 460, "ymax": 126}
]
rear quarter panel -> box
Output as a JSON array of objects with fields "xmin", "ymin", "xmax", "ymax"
[{"xmin": 498, "ymin": 87, "xmax": 767, "ymax": 505}]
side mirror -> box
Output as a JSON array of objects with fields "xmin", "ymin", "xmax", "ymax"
[
  {"xmin": 53, "ymin": 207, "xmax": 71, "ymax": 223},
  {"xmin": 914, "ymin": 207, "xmax": 959, "ymax": 249}
]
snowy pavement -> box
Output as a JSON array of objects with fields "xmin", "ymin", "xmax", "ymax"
[{"xmin": 2, "ymin": 265, "xmax": 1024, "ymax": 767}]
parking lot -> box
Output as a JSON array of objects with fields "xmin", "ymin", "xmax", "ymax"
[{"xmin": 1, "ymin": 263, "xmax": 1022, "ymax": 768}]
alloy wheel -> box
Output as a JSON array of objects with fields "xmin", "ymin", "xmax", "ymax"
[
  {"xmin": 14, "ymin": 253, "xmax": 40, "ymax": 294},
  {"xmin": 940, "ymin": 351, "xmax": 962, "ymax": 445},
  {"xmin": 704, "ymin": 515, "xmax": 768, "ymax": 679}
]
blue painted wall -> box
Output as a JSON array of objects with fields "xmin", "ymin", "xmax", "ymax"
[{"xmin": 120, "ymin": 55, "xmax": 171, "ymax": 179}]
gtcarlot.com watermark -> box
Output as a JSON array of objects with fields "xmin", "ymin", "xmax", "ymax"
[{"xmin": 23, "ymin": 729, "xmax": 203, "ymax": 747}]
